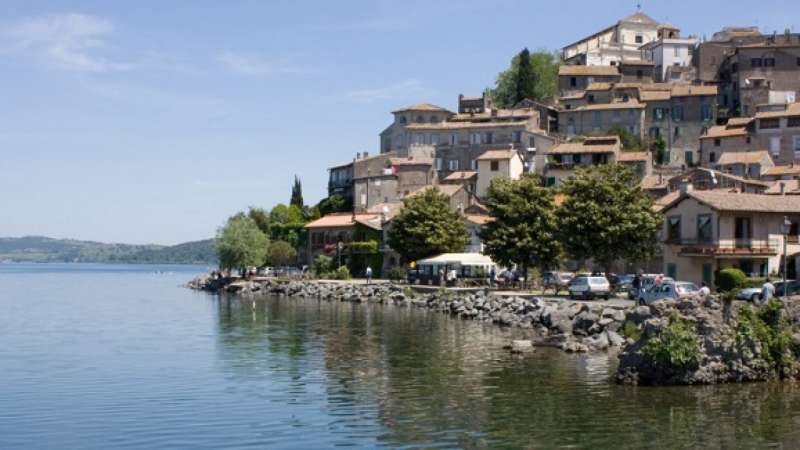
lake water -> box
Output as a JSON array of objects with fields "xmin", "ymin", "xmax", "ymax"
[{"xmin": 2, "ymin": 263, "xmax": 800, "ymax": 449}]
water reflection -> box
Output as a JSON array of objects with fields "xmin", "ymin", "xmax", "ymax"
[{"xmin": 212, "ymin": 295, "xmax": 800, "ymax": 449}]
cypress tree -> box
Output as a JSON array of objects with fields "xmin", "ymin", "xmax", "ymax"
[
  {"xmin": 290, "ymin": 176, "xmax": 304, "ymax": 207},
  {"xmin": 514, "ymin": 48, "xmax": 537, "ymax": 105}
]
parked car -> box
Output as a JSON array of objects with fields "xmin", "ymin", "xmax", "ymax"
[
  {"xmin": 542, "ymin": 271, "xmax": 573, "ymax": 294},
  {"xmin": 737, "ymin": 287, "xmax": 762, "ymax": 303},
  {"xmin": 258, "ymin": 266, "xmax": 274, "ymax": 276},
  {"xmin": 569, "ymin": 276, "xmax": 611, "ymax": 300},
  {"xmin": 637, "ymin": 281, "xmax": 699, "ymax": 305},
  {"xmin": 629, "ymin": 275, "xmax": 673, "ymax": 300},
  {"xmin": 775, "ymin": 280, "xmax": 800, "ymax": 297},
  {"xmin": 616, "ymin": 274, "xmax": 635, "ymax": 294}
]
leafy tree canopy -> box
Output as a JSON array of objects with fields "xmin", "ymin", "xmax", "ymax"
[
  {"xmin": 387, "ymin": 188, "xmax": 469, "ymax": 263},
  {"xmin": 556, "ymin": 164, "xmax": 663, "ymax": 272},
  {"xmin": 215, "ymin": 215, "xmax": 269, "ymax": 272},
  {"xmin": 270, "ymin": 203, "xmax": 305, "ymax": 225},
  {"xmin": 480, "ymin": 175, "xmax": 562, "ymax": 274},
  {"xmin": 488, "ymin": 48, "xmax": 560, "ymax": 108},
  {"xmin": 247, "ymin": 207, "xmax": 271, "ymax": 235},
  {"xmin": 266, "ymin": 240, "xmax": 297, "ymax": 267},
  {"xmin": 317, "ymin": 194, "xmax": 352, "ymax": 216}
]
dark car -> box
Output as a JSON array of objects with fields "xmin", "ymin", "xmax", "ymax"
[
  {"xmin": 542, "ymin": 271, "xmax": 573, "ymax": 294},
  {"xmin": 616, "ymin": 274, "xmax": 635, "ymax": 294},
  {"xmin": 775, "ymin": 280, "xmax": 800, "ymax": 297}
]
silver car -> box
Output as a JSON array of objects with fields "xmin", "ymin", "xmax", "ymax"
[
  {"xmin": 737, "ymin": 287, "xmax": 762, "ymax": 303},
  {"xmin": 569, "ymin": 276, "xmax": 611, "ymax": 300},
  {"xmin": 638, "ymin": 281, "xmax": 699, "ymax": 305}
]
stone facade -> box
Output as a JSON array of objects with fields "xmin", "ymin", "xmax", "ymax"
[{"xmin": 753, "ymin": 103, "xmax": 800, "ymax": 165}]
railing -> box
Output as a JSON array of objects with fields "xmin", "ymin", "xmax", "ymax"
[{"xmin": 670, "ymin": 238, "xmax": 780, "ymax": 255}]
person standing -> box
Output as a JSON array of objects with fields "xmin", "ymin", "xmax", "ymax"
[
  {"xmin": 632, "ymin": 273, "xmax": 642, "ymax": 299},
  {"xmin": 490, "ymin": 267, "xmax": 496, "ymax": 288},
  {"xmin": 762, "ymin": 278, "xmax": 775, "ymax": 304},
  {"xmin": 698, "ymin": 281, "xmax": 711, "ymax": 299},
  {"xmin": 366, "ymin": 266, "xmax": 372, "ymax": 285}
]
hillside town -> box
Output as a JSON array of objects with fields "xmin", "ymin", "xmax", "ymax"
[{"xmin": 300, "ymin": 11, "xmax": 800, "ymax": 291}]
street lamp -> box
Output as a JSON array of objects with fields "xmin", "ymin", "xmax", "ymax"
[
  {"xmin": 337, "ymin": 241, "xmax": 344, "ymax": 268},
  {"xmin": 781, "ymin": 216, "xmax": 791, "ymax": 300}
]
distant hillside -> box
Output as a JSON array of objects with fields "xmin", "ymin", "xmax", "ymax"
[{"xmin": 0, "ymin": 236, "xmax": 217, "ymax": 265}]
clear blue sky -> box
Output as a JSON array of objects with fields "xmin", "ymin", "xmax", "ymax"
[{"xmin": 0, "ymin": 0, "xmax": 796, "ymax": 244}]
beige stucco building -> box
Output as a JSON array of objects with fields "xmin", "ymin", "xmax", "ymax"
[
  {"xmin": 753, "ymin": 102, "xmax": 800, "ymax": 165},
  {"xmin": 660, "ymin": 189, "xmax": 800, "ymax": 286},
  {"xmin": 561, "ymin": 12, "xmax": 660, "ymax": 66},
  {"xmin": 475, "ymin": 149, "xmax": 525, "ymax": 198}
]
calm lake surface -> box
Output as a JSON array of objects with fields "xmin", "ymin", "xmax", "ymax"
[{"xmin": 2, "ymin": 264, "xmax": 800, "ymax": 449}]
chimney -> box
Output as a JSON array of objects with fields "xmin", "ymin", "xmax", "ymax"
[
  {"xmin": 780, "ymin": 181, "xmax": 786, "ymax": 195},
  {"xmin": 356, "ymin": 152, "xmax": 361, "ymax": 160},
  {"xmin": 363, "ymin": 151, "xmax": 369, "ymax": 158}
]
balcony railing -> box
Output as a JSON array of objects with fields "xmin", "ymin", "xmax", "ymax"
[{"xmin": 669, "ymin": 238, "xmax": 780, "ymax": 256}]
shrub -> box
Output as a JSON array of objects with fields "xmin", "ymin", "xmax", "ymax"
[
  {"xmin": 643, "ymin": 316, "xmax": 702, "ymax": 371},
  {"xmin": 313, "ymin": 254, "xmax": 335, "ymax": 276},
  {"xmin": 387, "ymin": 266, "xmax": 406, "ymax": 282},
  {"xmin": 620, "ymin": 320, "xmax": 642, "ymax": 341},
  {"xmin": 717, "ymin": 268, "xmax": 747, "ymax": 292},
  {"xmin": 736, "ymin": 300, "xmax": 798, "ymax": 378},
  {"xmin": 350, "ymin": 240, "xmax": 379, "ymax": 254},
  {"xmin": 330, "ymin": 266, "xmax": 351, "ymax": 280},
  {"xmin": 742, "ymin": 277, "xmax": 767, "ymax": 289}
]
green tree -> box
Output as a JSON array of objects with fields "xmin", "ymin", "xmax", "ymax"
[
  {"xmin": 317, "ymin": 194, "xmax": 352, "ymax": 216},
  {"xmin": 480, "ymin": 176, "xmax": 562, "ymax": 279},
  {"xmin": 290, "ymin": 175, "xmax": 304, "ymax": 208},
  {"xmin": 247, "ymin": 207, "xmax": 271, "ymax": 235},
  {"xmin": 650, "ymin": 136, "xmax": 668, "ymax": 165},
  {"xmin": 269, "ymin": 203, "xmax": 306, "ymax": 248},
  {"xmin": 607, "ymin": 125, "xmax": 642, "ymax": 151},
  {"xmin": 489, "ymin": 49, "xmax": 560, "ymax": 108},
  {"xmin": 556, "ymin": 164, "xmax": 663, "ymax": 274},
  {"xmin": 387, "ymin": 188, "xmax": 469, "ymax": 263},
  {"xmin": 514, "ymin": 48, "xmax": 537, "ymax": 105},
  {"xmin": 266, "ymin": 240, "xmax": 297, "ymax": 267},
  {"xmin": 215, "ymin": 215, "xmax": 269, "ymax": 274}
]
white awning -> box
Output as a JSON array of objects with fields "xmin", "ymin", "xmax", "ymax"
[{"xmin": 417, "ymin": 253, "xmax": 497, "ymax": 267}]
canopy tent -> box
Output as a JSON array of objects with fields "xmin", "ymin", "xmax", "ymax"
[{"xmin": 417, "ymin": 253, "xmax": 496, "ymax": 267}]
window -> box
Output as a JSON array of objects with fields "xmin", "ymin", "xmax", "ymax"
[
  {"xmin": 746, "ymin": 136, "xmax": 752, "ymax": 144},
  {"xmin": 587, "ymin": 94, "xmax": 595, "ymax": 103},
  {"xmin": 764, "ymin": 58, "xmax": 776, "ymax": 67},
  {"xmin": 399, "ymin": 116, "xmax": 407, "ymax": 124},
  {"xmin": 653, "ymin": 107, "xmax": 664, "ymax": 121},
  {"xmin": 570, "ymin": 77, "xmax": 577, "ymax": 87},
  {"xmin": 484, "ymin": 132, "xmax": 494, "ymax": 144},
  {"xmin": 546, "ymin": 177, "xmax": 556, "ymax": 187},
  {"xmin": 512, "ymin": 131, "xmax": 522, "ymax": 143},
  {"xmin": 709, "ymin": 152, "xmax": 716, "ymax": 163},
  {"xmin": 751, "ymin": 58, "xmax": 762, "ymax": 68},
  {"xmin": 674, "ymin": 46, "xmax": 680, "ymax": 57},
  {"xmin": 448, "ymin": 160, "xmax": 459, "ymax": 171},
  {"xmin": 701, "ymin": 104, "xmax": 712, "ymax": 121},
  {"xmin": 435, "ymin": 158, "xmax": 442, "ymax": 171},
  {"xmin": 760, "ymin": 118, "xmax": 780, "ymax": 129},
  {"xmin": 414, "ymin": 134, "xmax": 425, "ymax": 144},
  {"xmin": 470, "ymin": 133, "xmax": 481, "ymax": 145},
  {"xmin": 697, "ymin": 215, "xmax": 713, "ymax": 242},
  {"xmin": 430, "ymin": 134, "xmax": 439, "ymax": 145},
  {"xmin": 667, "ymin": 216, "xmax": 681, "ymax": 241},
  {"xmin": 529, "ymin": 136, "xmax": 536, "ymax": 148},
  {"xmin": 770, "ymin": 137, "xmax": 781, "ymax": 156},
  {"xmin": 572, "ymin": 154, "xmax": 581, "ymax": 164},
  {"xmin": 593, "ymin": 111, "xmax": 602, "ymax": 126},
  {"xmin": 714, "ymin": 138, "xmax": 721, "ymax": 147},
  {"xmin": 794, "ymin": 136, "xmax": 800, "ymax": 159},
  {"xmin": 672, "ymin": 105, "xmax": 684, "ymax": 121},
  {"xmin": 450, "ymin": 134, "xmax": 458, "ymax": 145},
  {"xmin": 649, "ymin": 127, "xmax": 660, "ymax": 138},
  {"xmin": 735, "ymin": 217, "xmax": 752, "ymax": 241},
  {"xmin": 788, "ymin": 117, "xmax": 800, "ymax": 128},
  {"xmin": 416, "ymin": 115, "xmax": 425, "ymax": 123},
  {"xmin": 470, "ymin": 159, "xmax": 477, "ymax": 170},
  {"xmin": 490, "ymin": 160, "xmax": 499, "ymax": 171},
  {"xmin": 635, "ymin": 34, "xmax": 643, "ymax": 44},
  {"xmin": 667, "ymin": 263, "xmax": 677, "ymax": 280},
  {"xmin": 636, "ymin": 70, "xmax": 643, "ymax": 79},
  {"xmin": 674, "ymin": 126, "xmax": 681, "ymax": 138}
]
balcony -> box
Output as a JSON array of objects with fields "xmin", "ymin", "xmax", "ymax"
[{"xmin": 670, "ymin": 238, "xmax": 780, "ymax": 256}]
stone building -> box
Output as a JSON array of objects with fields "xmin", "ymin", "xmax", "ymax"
[
  {"xmin": 380, "ymin": 94, "xmax": 554, "ymax": 179},
  {"xmin": 541, "ymin": 136, "xmax": 622, "ymax": 186},
  {"xmin": 559, "ymin": 100, "xmax": 646, "ymax": 139},
  {"xmin": 560, "ymin": 12, "xmax": 660, "ymax": 66},
  {"xmin": 753, "ymin": 102, "xmax": 800, "ymax": 165},
  {"xmin": 350, "ymin": 149, "xmax": 436, "ymax": 211},
  {"xmin": 558, "ymin": 65, "xmax": 621, "ymax": 97},
  {"xmin": 714, "ymin": 150, "xmax": 774, "ymax": 179},
  {"xmin": 640, "ymin": 84, "xmax": 718, "ymax": 166},
  {"xmin": 380, "ymin": 103, "xmax": 453, "ymax": 154},
  {"xmin": 699, "ymin": 119, "xmax": 757, "ymax": 165},
  {"xmin": 694, "ymin": 27, "xmax": 764, "ymax": 90},
  {"xmin": 327, "ymin": 161, "xmax": 353, "ymax": 201},
  {"xmin": 713, "ymin": 31, "xmax": 800, "ymax": 117},
  {"xmin": 666, "ymin": 168, "xmax": 770, "ymax": 194}
]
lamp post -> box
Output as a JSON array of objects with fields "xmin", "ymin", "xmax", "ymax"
[
  {"xmin": 781, "ymin": 216, "xmax": 791, "ymax": 300},
  {"xmin": 337, "ymin": 241, "xmax": 344, "ymax": 269}
]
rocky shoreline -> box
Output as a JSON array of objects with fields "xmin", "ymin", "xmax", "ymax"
[{"xmin": 188, "ymin": 275, "xmax": 800, "ymax": 386}]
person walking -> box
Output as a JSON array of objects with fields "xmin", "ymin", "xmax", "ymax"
[
  {"xmin": 761, "ymin": 278, "xmax": 775, "ymax": 304},
  {"xmin": 490, "ymin": 267, "xmax": 496, "ymax": 288},
  {"xmin": 632, "ymin": 273, "xmax": 642, "ymax": 299},
  {"xmin": 698, "ymin": 281, "xmax": 711, "ymax": 299},
  {"xmin": 366, "ymin": 266, "xmax": 373, "ymax": 285}
]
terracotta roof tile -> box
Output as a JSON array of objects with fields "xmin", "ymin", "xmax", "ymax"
[
  {"xmin": 685, "ymin": 190, "xmax": 800, "ymax": 213},
  {"xmin": 716, "ymin": 150, "xmax": 772, "ymax": 165},
  {"xmin": 464, "ymin": 214, "xmax": 494, "ymax": 225},
  {"xmin": 476, "ymin": 149, "xmax": 521, "ymax": 160},
  {"xmin": 699, "ymin": 125, "xmax": 750, "ymax": 139},
  {"xmin": 305, "ymin": 213, "xmax": 382, "ymax": 229},
  {"xmin": 405, "ymin": 120, "xmax": 529, "ymax": 130},
  {"xmin": 567, "ymin": 100, "xmax": 645, "ymax": 111},
  {"xmin": 617, "ymin": 151, "xmax": 649, "ymax": 162},
  {"xmin": 764, "ymin": 180, "xmax": 800, "ymax": 194},
  {"xmin": 392, "ymin": 103, "xmax": 452, "ymax": 113},
  {"xmin": 754, "ymin": 103, "xmax": 800, "ymax": 119},
  {"xmin": 763, "ymin": 165, "xmax": 800, "ymax": 176},
  {"xmin": 443, "ymin": 171, "xmax": 477, "ymax": 181},
  {"xmin": 558, "ymin": 65, "xmax": 620, "ymax": 76},
  {"xmin": 548, "ymin": 137, "xmax": 621, "ymax": 155}
]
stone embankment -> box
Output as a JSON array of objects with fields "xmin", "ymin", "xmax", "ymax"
[{"xmin": 188, "ymin": 276, "xmax": 636, "ymax": 353}]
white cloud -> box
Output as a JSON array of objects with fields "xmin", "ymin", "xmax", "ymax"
[
  {"xmin": 2, "ymin": 13, "xmax": 128, "ymax": 72},
  {"xmin": 343, "ymin": 79, "xmax": 429, "ymax": 104},
  {"xmin": 217, "ymin": 51, "xmax": 302, "ymax": 77}
]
